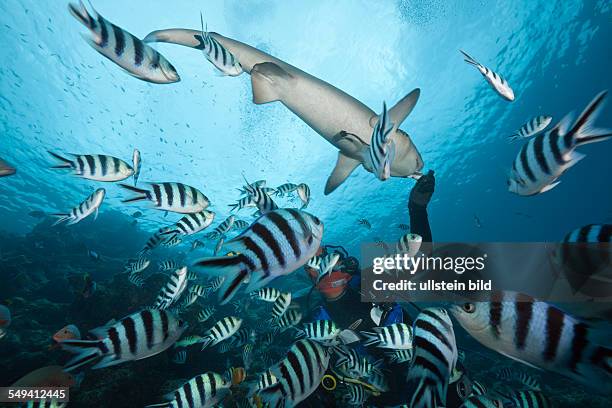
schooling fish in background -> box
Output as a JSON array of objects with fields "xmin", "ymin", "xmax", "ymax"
[
  {"xmin": 200, "ymin": 316, "xmax": 242, "ymax": 350},
  {"xmin": 120, "ymin": 182, "xmax": 210, "ymax": 213},
  {"xmin": 272, "ymin": 309, "xmax": 303, "ymax": 332},
  {"xmin": 494, "ymin": 390, "xmax": 552, "ymax": 408},
  {"xmin": 59, "ymin": 309, "xmax": 187, "ymax": 371},
  {"xmin": 258, "ymin": 339, "xmax": 330, "ymax": 407},
  {"xmin": 396, "ymin": 232, "xmax": 422, "ymax": 257},
  {"xmin": 408, "ymin": 308, "xmax": 458, "ymax": 408},
  {"xmin": 124, "ymin": 257, "xmax": 150, "ymax": 274},
  {"xmin": 140, "ymin": 228, "xmax": 172, "ymax": 254},
  {"xmin": 160, "ymin": 234, "xmax": 182, "ymax": 248},
  {"xmin": 132, "ymin": 149, "xmax": 141, "ymax": 186},
  {"xmin": 193, "ymin": 209, "xmax": 323, "ymax": 304},
  {"xmin": 274, "ymin": 182, "xmax": 299, "ymax": 197},
  {"xmin": 152, "ymin": 267, "xmax": 188, "ymax": 310},
  {"xmin": 269, "ymin": 292, "xmax": 292, "ymax": 320},
  {"xmin": 460, "ymin": 49, "xmax": 514, "ymax": 101},
  {"xmin": 361, "ymin": 322, "xmax": 413, "ymax": 350},
  {"xmin": 296, "ymin": 183, "xmax": 310, "ymax": 209},
  {"xmin": 161, "ymin": 210, "xmax": 215, "ymax": 237},
  {"xmin": 145, "ymin": 372, "xmax": 230, "ymax": 408},
  {"xmin": 0, "ymin": 157, "xmax": 16, "ymax": 177},
  {"xmin": 367, "ymin": 102, "xmax": 395, "ymax": 181},
  {"xmin": 197, "ymin": 306, "xmax": 215, "ymax": 323},
  {"xmin": 237, "ymin": 179, "xmax": 267, "ymax": 195},
  {"xmin": 450, "ymin": 291, "xmax": 612, "ymax": 394},
  {"xmin": 52, "ymin": 188, "xmax": 105, "ymax": 226},
  {"xmin": 357, "ymin": 218, "xmax": 372, "ymax": 229},
  {"xmin": 250, "ymin": 287, "xmax": 281, "ymax": 302},
  {"xmin": 128, "ymin": 272, "xmax": 145, "ymax": 287},
  {"xmin": 68, "ymin": 1, "xmax": 180, "ymax": 83},
  {"xmin": 48, "ymin": 152, "xmax": 133, "ymax": 182},
  {"xmin": 231, "ymin": 219, "xmax": 250, "ymax": 231},
  {"xmin": 509, "ymin": 115, "xmax": 553, "ymax": 141},
  {"xmin": 158, "ymin": 259, "xmax": 179, "ymax": 272},
  {"xmin": 508, "ymin": 91, "xmax": 611, "ymax": 195},
  {"xmin": 0, "ymin": 304, "xmax": 11, "ymax": 340}
]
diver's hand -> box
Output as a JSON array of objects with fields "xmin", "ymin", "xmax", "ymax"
[{"xmin": 409, "ymin": 170, "xmax": 435, "ymax": 208}]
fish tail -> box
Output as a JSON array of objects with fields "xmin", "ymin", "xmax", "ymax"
[
  {"xmin": 67, "ymin": 1, "xmax": 96, "ymax": 30},
  {"xmin": 48, "ymin": 151, "xmax": 73, "ymax": 169},
  {"xmin": 119, "ymin": 183, "xmax": 151, "ymax": 203},
  {"xmin": 459, "ymin": 49, "xmax": 479, "ymax": 66},
  {"xmin": 51, "ymin": 213, "xmax": 71, "ymax": 226},
  {"xmin": 410, "ymin": 378, "xmax": 438, "ymax": 408},
  {"xmin": 60, "ymin": 339, "xmax": 104, "ymax": 372},
  {"xmin": 359, "ymin": 331, "xmax": 380, "ymax": 347},
  {"xmin": 569, "ymin": 91, "xmax": 612, "ymax": 147}
]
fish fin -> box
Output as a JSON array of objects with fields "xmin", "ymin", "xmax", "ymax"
[
  {"xmin": 459, "ymin": 49, "xmax": 480, "ymax": 66},
  {"xmin": 360, "ymin": 330, "xmax": 380, "ymax": 347},
  {"xmin": 386, "ymin": 88, "xmax": 420, "ymax": 131},
  {"xmin": 251, "ymin": 62, "xmax": 293, "ymax": 104},
  {"xmin": 48, "ymin": 151, "xmax": 74, "ymax": 169},
  {"xmin": 324, "ymin": 151, "xmax": 362, "ymax": 195},
  {"xmin": 569, "ymin": 91, "xmax": 611, "ymax": 146},
  {"xmin": 119, "ymin": 183, "xmax": 150, "ymax": 203},
  {"xmin": 539, "ymin": 180, "xmax": 561, "ymax": 193},
  {"xmin": 91, "ymin": 354, "xmax": 124, "ymax": 369},
  {"xmin": 51, "ymin": 213, "xmax": 71, "ymax": 226},
  {"xmin": 67, "ymin": 1, "xmax": 95, "ymax": 30},
  {"xmin": 60, "ymin": 339, "xmax": 104, "ymax": 371},
  {"xmin": 347, "ymin": 319, "xmax": 362, "ymax": 330},
  {"xmin": 338, "ymin": 329, "xmax": 360, "ymax": 345}
]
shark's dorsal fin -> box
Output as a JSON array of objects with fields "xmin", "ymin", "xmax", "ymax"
[
  {"xmin": 370, "ymin": 88, "xmax": 420, "ymax": 130},
  {"xmin": 324, "ymin": 151, "xmax": 361, "ymax": 195}
]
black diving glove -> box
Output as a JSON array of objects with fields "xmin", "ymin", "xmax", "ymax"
[{"xmin": 409, "ymin": 170, "xmax": 435, "ymax": 208}]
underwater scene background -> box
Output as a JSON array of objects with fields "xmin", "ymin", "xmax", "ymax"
[{"xmin": 0, "ymin": 0, "xmax": 611, "ymax": 407}]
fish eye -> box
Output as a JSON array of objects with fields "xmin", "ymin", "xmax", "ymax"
[
  {"xmin": 313, "ymin": 216, "xmax": 321, "ymax": 226},
  {"xmin": 462, "ymin": 303, "xmax": 475, "ymax": 313}
]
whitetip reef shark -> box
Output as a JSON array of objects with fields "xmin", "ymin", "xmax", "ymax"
[{"xmin": 144, "ymin": 29, "xmax": 424, "ymax": 194}]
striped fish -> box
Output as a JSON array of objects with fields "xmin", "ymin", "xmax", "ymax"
[
  {"xmin": 190, "ymin": 284, "xmax": 206, "ymax": 296},
  {"xmin": 335, "ymin": 346, "xmax": 380, "ymax": 378},
  {"xmin": 274, "ymin": 183, "xmax": 299, "ymax": 197},
  {"xmin": 197, "ymin": 307, "xmax": 215, "ymax": 323},
  {"xmin": 158, "ymin": 260, "xmax": 179, "ymax": 271},
  {"xmin": 250, "ymin": 287, "xmax": 281, "ymax": 302},
  {"xmin": 59, "ymin": 309, "xmax": 187, "ymax": 371},
  {"xmin": 161, "ymin": 234, "xmax": 182, "ymax": 248},
  {"xmin": 508, "ymin": 91, "xmax": 611, "ymax": 195},
  {"xmin": 141, "ymin": 228, "xmax": 170, "ymax": 254},
  {"xmin": 515, "ymin": 371, "xmax": 541, "ymax": 391},
  {"xmin": 396, "ymin": 233, "xmax": 422, "ymax": 257},
  {"xmin": 314, "ymin": 253, "xmax": 340, "ymax": 283},
  {"xmin": 177, "ymin": 292, "xmax": 199, "ymax": 310},
  {"xmin": 48, "ymin": 152, "xmax": 133, "ymax": 182},
  {"xmin": 226, "ymin": 366, "xmax": 247, "ymax": 386},
  {"xmin": 368, "ymin": 102, "xmax": 396, "ymax": 181},
  {"xmin": 212, "ymin": 215, "xmax": 236, "ymax": 236},
  {"xmin": 239, "ymin": 179, "xmax": 266, "ymax": 193},
  {"xmin": 120, "ymin": 182, "xmax": 210, "ymax": 214},
  {"xmin": 213, "ymin": 237, "xmax": 225, "ymax": 256},
  {"xmin": 458, "ymin": 395, "xmax": 504, "ymax": 408},
  {"xmin": 128, "ymin": 272, "xmax": 145, "ymax": 287},
  {"xmin": 124, "ymin": 257, "xmax": 150, "ymax": 274},
  {"xmin": 52, "ymin": 188, "xmax": 105, "ymax": 226},
  {"xmin": 132, "ymin": 149, "xmax": 141, "ymax": 186},
  {"xmin": 194, "ymin": 14, "xmax": 243, "ymax": 76},
  {"xmin": 361, "ymin": 322, "xmax": 413, "ymax": 349},
  {"xmin": 231, "ymin": 219, "xmax": 250, "ymax": 231},
  {"xmin": 191, "ymin": 239, "xmax": 206, "ymax": 251},
  {"xmin": 200, "ymin": 316, "xmax": 242, "ymax": 350},
  {"xmin": 510, "ymin": 116, "xmax": 553, "ymax": 141},
  {"xmin": 502, "ymin": 390, "xmax": 551, "ymax": 408},
  {"xmin": 172, "ymin": 350, "xmax": 187, "ymax": 364},
  {"xmin": 261, "ymin": 332, "xmax": 275, "ymax": 346},
  {"xmin": 186, "ymin": 270, "xmax": 198, "ymax": 281},
  {"xmin": 470, "ymin": 380, "xmax": 487, "ymax": 396},
  {"xmin": 259, "ymin": 339, "xmax": 330, "ymax": 408},
  {"xmin": 243, "ymin": 343, "xmax": 254, "ymax": 369},
  {"xmin": 296, "ymin": 183, "xmax": 310, "ymax": 209},
  {"xmin": 229, "ymin": 328, "xmax": 254, "ymax": 348},
  {"xmin": 344, "ymin": 383, "xmax": 369, "ymax": 405},
  {"xmin": 204, "ymin": 276, "xmax": 225, "ymax": 294},
  {"xmin": 248, "ymin": 186, "xmax": 279, "ymax": 215},
  {"xmin": 270, "ymin": 292, "xmax": 292, "ymax": 320},
  {"xmin": 193, "ymin": 209, "xmax": 323, "ymax": 304},
  {"xmin": 162, "ymin": 211, "xmax": 215, "ymax": 237},
  {"xmin": 144, "ymin": 372, "xmax": 230, "ymax": 408},
  {"xmin": 408, "ymin": 308, "xmax": 458, "ymax": 408},
  {"xmin": 257, "ymin": 370, "xmax": 278, "ymax": 391},
  {"xmin": 152, "ymin": 267, "xmax": 188, "ymax": 310},
  {"xmin": 25, "ymin": 401, "xmax": 67, "ymax": 408},
  {"xmin": 68, "ymin": 1, "xmax": 180, "ymax": 84},
  {"xmin": 229, "ymin": 196, "xmax": 257, "ymax": 212},
  {"xmin": 460, "ymin": 50, "xmax": 514, "ymax": 101},
  {"xmin": 386, "ymin": 348, "xmax": 414, "ymax": 364},
  {"xmin": 450, "ymin": 290, "xmax": 612, "ymax": 394},
  {"xmin": 297, "ymin": 320, "xmax": 340, "ymax": 342},
  {"xmin": 272, "ymin": 309, "xmax": 303, "ymax": 331}
]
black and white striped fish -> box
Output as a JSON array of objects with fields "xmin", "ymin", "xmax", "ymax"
[
  {"xmin": 450, "ymin": 290, "xmax": 612, "ymax": 394},
  {"xmin": 459, "ymin": 395, "xmax": 503, "ymax": 408},
  {"xmin": 59, "ymin": 309, "xmax": 187, "ymax": 371},
  {"xmin": 160, "ymin": 234, "xmax": 182, "ymax": 248},
  {"xmin": 193, "ymin": 209, "xmax": 323, "ymax": 304},
  {"xmin": 270, "ymin": 292, "xmax": 292, "ymax": 320},
  {"xmin": 186, "ymin": 270, "xmax": 198, "ymax": 281},
  {"xmin": 272, "ymin": 309, "xmax": 303, "ymax": 331},
  {"xmin": 176, "ymin": 292, "xmax": 199, "ymax": 311},
  {"xmin": 197, "ymin": 307, "xmax": 215, "ymax": 323},
  {"xmin": 257, "ymin": 370, "xmax": 278, "ymax": 391},
  {"xmin": 250, "ymin": 287, "xmax": 281, "ymax": 302},
  {"xmin": 120, "ymin": 182, "xmax": 210, "ymax": 213},
  {"xmin": 297, "ymin": 320, "xmax": 340, "ymax": 342},
  {"xmin": 229, "ymin": 328, "xmax": 255, "ymax": 348},
  {"xmin": 194, "ymin": 14, "xmax": 242, "ymax": 76},
  {"xmin": 497, "ymin": 390, "xmax": 551, "ymax": 408},
  {"xmin": 204, "ymin": 276, "xmax": 225, "ymax": 294},
  {"xmin": 49, "ymin": 151, "xmax": 133, "ymax": 182},
  {"xmin": 367, "ymin": 102, "xmax": 396, "ymax": 181},
  {"xmin": 232, "ymin": 219, "xmax": 250, "ymax": 231},
  {"xmin": 258, "ymin": 340, "xmax": 330, "ymax": 408},
  {"xmin": 508, "ymin": 91, "xmax": 611, "ymax": 195},
  {"xmin": 408, "ymin": 308, "xmax": 458, "ymax": 408},
  {"xmin": 335, "ymin": 346, "xmax": 380, "ymax": 378},
  {"xmin": 141, "ymin": 228, "xmax": 170, "ymax": 254},
  {"xmin": 386, "ymin": 348, "xmax": 413, "ymax": 364},
  {"xmin": 247, "ymin": 186, "xmax": 279, "ymax": 215},
  {"xmin": 274, "ymin": 183, "xmax": 299, "ymax": 197},
  {"xmin": 172, "ymin": 350, "xmax": 187, "ymax": 364},
  {"xmin": 212, "ymin": 215, "xmax": 236, "ymax": 236},
  {"xmin": 361, "ymin": 322, "xmax": 413, "ymax": 349},
  {"xmin": 68, "ymin": 1, "xmax": 180, "ymax": 84},
  {"xmin": 144, "ymin": 371, "xmax": 230, "ymax": 408},
  {"xmin": 162, "ymin": 211, "xmax": 215, "ymax": 237},
  {"xmin": 229, "ymin": 196, "xmax": 257, "ymax": 212},
  {"xmin": 128, "ymin": 272, "xmax": 145, "ymax": 287},
  {"xmin": 460, "ymin": 50, "xmax": 514, "ymax": 101},
  {"xmin": 132, "ymin": 149, "xmax": 141, "ymax": 186},
  {"xmin": 296, "ymin": 183, "xmax": 310, "ymax": 209},
  {"xmin": 125, "ymin": 257, "xmax": 150, "ymax": 274},
  {"xmin": 25, "ymin": 400, "xmax": 67, "ymax": 408},
  {"xmin": 152, "ymin": 267, "xmax": 188, "ymax": 310},
  {"xmin": 52, "ymin": 188, "xmax": 106, "ymax": 226},
  {"xmin": 510, "ymin": 116, "xmax": 553, "ymax": 141},
  {"xmin": 200, "ymin": 316, "xmax": 242, "ymax": 350},
  {"xmin": 470, "ymin": 380, "xmax": 487, "ymax": 396},
  {"xmin": 213, "ymin": 237, "xmax": 224, "ymax": 255},
  {"xmin": 396, "ymin": 233, "xmax": 422, "ymax": 257},
  {"xmin": 238, "ymin": 179, "xmax": 266, "ymax": 194},
  {"xmin": 158, "ymin": 260, "xmax": 179, "ymax": 272},
  {"xmin": 344, "ymin": 383, "xmax": 370, "ymax": 406},
  {"xmin": 190, "ymin": 284, "xmax": 206, "ymax": 296},
  {"xmin": 313, "ymin": 253, "xmax": 341, "ymax": 283}
]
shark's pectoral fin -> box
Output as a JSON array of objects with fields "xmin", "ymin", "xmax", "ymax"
[
  {"xmin": 251, "ymin": 62, "xmax": 293, "ymax": 104},
  {"xmin": 324, "ymin": 152, "xmax": 361, "ymax": 195},
  {"xmin": 369, "ymin": 88, "xmax": 421, "ymax": 129},
  {"xmin": 332, "ymin": 131, "xmax": 368, "ymax": 151}
]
